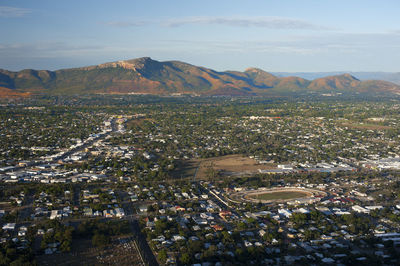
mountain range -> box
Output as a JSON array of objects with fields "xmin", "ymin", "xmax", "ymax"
[
  {"xmin": 0, "ymin": 57, "xmax": 399, "ymax": 97},
  {"xmin": 274, "ymin": 72, "xmax": 400, "ymax": 85}
]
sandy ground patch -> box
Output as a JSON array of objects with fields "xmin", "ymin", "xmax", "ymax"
[{"xmin": 173, "ymin": 154, "xmax": 277, "ymax": 180}]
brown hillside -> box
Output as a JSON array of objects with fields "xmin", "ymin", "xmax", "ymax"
[
  {"xmin": 0, "ymin": 58, "xmax": 399, "ymax": 96},
  {"xmin": 308, "ymin": 74, "xmax": 361, "ymax": 90},
  {"xmin": 0, "ymin": 87, "xmax": 31, "ymax": 98}
]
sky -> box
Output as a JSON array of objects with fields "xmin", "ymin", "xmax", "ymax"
[{"xmin": 1, "ymin": 0, "xmax": 400, "ymax": 72}]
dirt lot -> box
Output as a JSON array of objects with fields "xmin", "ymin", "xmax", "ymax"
[
  {"xmin": 173, "ymin": 154, "xmax": 277, "ymax": 180},
  {"xmin": 340, "ymin": 122, "xmax": 392, "ymax": 130},
  {"xmin": 126, "ymin": 118, "xmax": 154, "ymax": 128},
  {"xmin": 36, "ymin": 236, "xmax": 143, "ymax": 266}
]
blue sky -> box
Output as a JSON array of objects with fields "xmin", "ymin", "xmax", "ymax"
[{"xmin": 1, "ymin": 0, "xmax": 400, "ymax": 72}]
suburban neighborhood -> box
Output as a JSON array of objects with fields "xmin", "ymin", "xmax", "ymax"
[{"xmin": 1, "ymin": 96, "xmax": 400, "ymax": 265}]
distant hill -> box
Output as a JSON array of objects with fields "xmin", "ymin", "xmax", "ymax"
[
  {"xmin": 0, "ymin": 57, "xmax": 399, "ymax": 97},
  {"xmin": 274, "ymin": 71, "xmax": 400, "ymax": 85}
]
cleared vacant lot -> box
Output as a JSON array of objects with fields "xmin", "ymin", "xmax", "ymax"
[
  {"xmin": 173, "ymin": 154, "xmax": 277, "ymax": 180},
  {"xmin": 340, "ymin": 122, "xmax": 392, "ymax": 130},
  {"xmin": 37, "ymin": 236, "xmax": 143, "ymax": 266}
]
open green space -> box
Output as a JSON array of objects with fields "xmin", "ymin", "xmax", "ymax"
[{"xmin": 249, "ymin": 191, "xmax": 310, "ymax": 201}]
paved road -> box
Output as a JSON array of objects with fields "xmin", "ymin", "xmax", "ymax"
[
  {"xmin": 128, "ymin": 218, "xmax": 159, "ymax": 266},
  {"xmin": 73, "ymin": 185, "xmax": 81, "ymax": 207},
  {"xmin": 17, "ymin": 193, "xmax": 34, "ymax": 222},
  {"xmin": 196, "ymin": 182, "xmax": 239, "ymax": 216}
]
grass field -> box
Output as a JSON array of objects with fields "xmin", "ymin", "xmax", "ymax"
[
  {"xmin": 340, "ymin": 122, "xmax": 391, "ymax": 130},
  {"xmin": 249, "ymin": 191, "xmax": 310, "ymax": 201}
]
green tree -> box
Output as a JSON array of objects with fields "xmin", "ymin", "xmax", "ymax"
[
  {"xmin": 92, "ymin": 233, "xmax": 109, "ymax": 248},
  {"xmin": 158, "ymin": 249, "xmax": 167, "ymax": 263},
  {"xmin": 179, "ymin": 252, "xmax": 190, "ymax": 265}
]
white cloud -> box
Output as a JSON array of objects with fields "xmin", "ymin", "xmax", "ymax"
[
  {"xmin": 159, "ymin": 31, "xmax": 400, "ymax": 56},
  {"xmin": 0, "ymin": 42, "xmax": 107, "ymax": 58},
  {"xmin": 104, "ymin": 16, "xmax": 331, "ymax": 31},
  {"xmin": 164, "ymin": 16, "xmax": 329, "ymax": 30},
  {"xmin": 104, "ymin": 21, "xmax": 149, "ymax": 28},
  {"xmin": 0, "ymin": 6, "xmax": 31, "ymax": 18}
]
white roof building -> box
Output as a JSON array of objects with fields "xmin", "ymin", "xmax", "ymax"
[{"xmin": 2, "ymin": 223, "xmax": 16, "ymax": 230}]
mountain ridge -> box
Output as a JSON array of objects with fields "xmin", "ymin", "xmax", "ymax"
[
  {"xmin": 0, "ymin": 57, "xmax": 399, "ymax": 96},
  {"xmin": 274, "ymin": 71, "xmax": 400, "ymax": 85}
]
